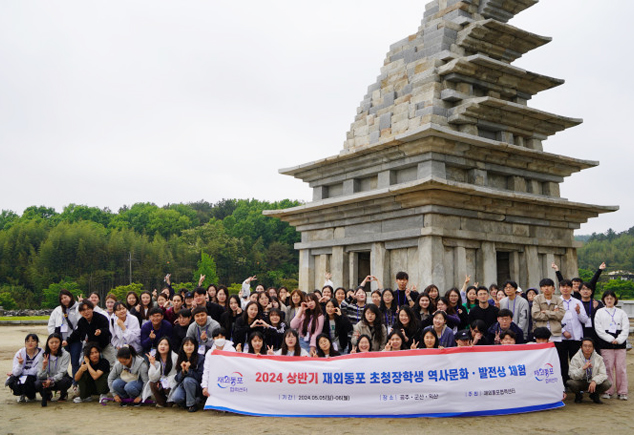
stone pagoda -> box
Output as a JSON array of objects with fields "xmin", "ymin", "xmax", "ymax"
[{"xmin": 264, "ymin": 0, "xmax": 617, "ymax": 292}]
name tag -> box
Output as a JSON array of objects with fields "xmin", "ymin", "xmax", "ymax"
[
  {"xmin": 160, "ymin": 377, "xmax": 170, "ymax": 389},
  {"xmin": 19, "ymin": 375, "xmax": 28, "ymax": 384},
  {"xmin": 60, "ymin": 323, "xmax": 69, "ymax": 333},
  {"xmin": 198, "ymin": 346, "xmax": 206, "ymax": 355},
  {"xmin": 608, "ymin": 322, "xmax": 617, "ymax": 334}
]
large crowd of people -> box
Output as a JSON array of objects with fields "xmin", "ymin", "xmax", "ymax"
[{"xmin": 5, "ymin": 262, "xmax": 630, "ymax": 411}]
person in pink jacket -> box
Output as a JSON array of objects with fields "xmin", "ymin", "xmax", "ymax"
[{"xmin": 290, "ymin": 293, "xmax": 324, "ymax": 354}]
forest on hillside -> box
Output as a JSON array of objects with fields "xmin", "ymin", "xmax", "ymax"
[
  {"xmin": 1, "ymin": 199, "xmax": 633, "ymax": 309},
  {"xmin": 0, "ymin": 199, "xmax": 301, "ymax": 309},
  {"xmin": 577, "ymin": 226, "xmax": 634, "ymax": 299}
]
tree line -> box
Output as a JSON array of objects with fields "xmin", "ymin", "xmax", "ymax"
[
  {"xmin": 577, "ymin": 226, "xmax": 634, "ymax": 300},
  {"xmin": 0, "ymin": 199, "xmax": 301, "ymax": 309}
]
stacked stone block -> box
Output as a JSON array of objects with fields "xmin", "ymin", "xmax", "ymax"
[{"xmin": 265, "ymin": 0, "xmax": 617, "ymax": 292}]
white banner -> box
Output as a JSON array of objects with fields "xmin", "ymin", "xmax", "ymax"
[{"xmin": 204, "ymin": 343, "xmax": 564, "ymax": 417}]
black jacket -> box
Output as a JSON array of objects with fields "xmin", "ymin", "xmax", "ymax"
[{"xmin": 67, "ymin": 312, "xmax": 112, "ymax": 350}]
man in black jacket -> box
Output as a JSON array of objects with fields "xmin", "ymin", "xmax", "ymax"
[{"xmin": 64, "ymin": 300, "xmax": 116, "ymax": 366}]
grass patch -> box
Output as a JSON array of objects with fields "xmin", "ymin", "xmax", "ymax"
[{"xmin": 0, "ymin": 316, "xmax": 49, "ymax": 321}]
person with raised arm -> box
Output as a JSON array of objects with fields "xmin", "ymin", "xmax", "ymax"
[
  {"xmin": 551, "ymin": 261, "xmax": 606, "ymax": 299},
  {"xmin": 290, "ymin": 293, "xmax": 324, "ymax": 354},
  {"xmin": 73, "ymin": 342, "xmax": 110, "ymax": 404},
  {"xmin": 36, "ymin": 333, "xmax": 72, "ymax": 406},
  {"xmin": 140, "ymin": 307, "xmax": 173, "ymax": 355},
  {"xmin": 558, "ymin": 279, "xmax": 589, "ymax": 386}
]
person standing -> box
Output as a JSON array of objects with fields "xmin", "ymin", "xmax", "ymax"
[
  {"xmin": 558, "ymin": 279, "xmax": 589, "ymax": 385},
  {"xmin": 499, "ymin": 280, "xmax": 529, "ymax": 341},
  {"xmin": 594, "ymin": 290, "xmax": 629, "ymax": 400}
]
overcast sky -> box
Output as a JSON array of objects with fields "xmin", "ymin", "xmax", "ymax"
[{"xmin": 1, "ymin": 0, "xmax": 632, "ymax": 235}]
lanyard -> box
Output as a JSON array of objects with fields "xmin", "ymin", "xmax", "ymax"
[
  {"xmin": 607, "ymin": 308, "xmax": 617, "ymax": 324},
  {"xmin": 47, "ymin": 355, "xmax": 58, "ymax": 377},
  {"xmin": 197, "ymin": 325, "xmax": 207, "ymax": 342}
]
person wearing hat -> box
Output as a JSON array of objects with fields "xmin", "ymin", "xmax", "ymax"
[
  {"xmin": 455, "ymin": 330, "xmax": 472, "ymax": 347},
  {"xmin": 184, "ymin": 292, "xmax": 194, "ymax": 310}
]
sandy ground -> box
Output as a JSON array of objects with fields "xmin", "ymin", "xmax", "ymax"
[{"xmin": 1, "ymin": 325, "xmax": 633, "ymax": 435}]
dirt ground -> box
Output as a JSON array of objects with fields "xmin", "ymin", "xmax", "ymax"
[{"xmin": 1, "ymin": 325, "xmax": 633, "ymax": 435}]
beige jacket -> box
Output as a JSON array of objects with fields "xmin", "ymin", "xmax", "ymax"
[
  {"xmin": 531, "ymin": 294, "xmax": 564, "ymax": 336},
  {"xmin": 569, "ymin": 349, "xmax": 608, "ymax": 385}
]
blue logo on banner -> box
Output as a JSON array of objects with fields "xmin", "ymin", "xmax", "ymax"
[
  {"xmin": 217, "ymin": 372, "xmax": 247, "ymax": 392},
  {"xmin": 533, "ymin": 363, "xmax": 557, "ymax": 383}
]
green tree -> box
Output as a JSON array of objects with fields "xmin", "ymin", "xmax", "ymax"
[
  {"xmin": 602, "ymin": 279, "xmax": 634, "ymax": 300},
  {"xmin": 41, "ymin": 280, "xmax": 82, "ymax": 309},
  {"xmin": 194, "ymin": 252, "xmax": 219, "ymax": 287},
  {"xmin": 110, "ymin": 283, "xmax": 144, "ymax": 302}
]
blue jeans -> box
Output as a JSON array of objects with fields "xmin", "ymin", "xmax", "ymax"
[
  {"xmin": 112, "ymin": 378, "xmax": 143, "ymax": 399},
  {"xmin": 172, "ymin": 377, "xmax": 200, "ymax": 407},
  {"xmin": 299, "ymin": 336, "xmax": 311, "ymax": 352},
  {"xmin": 66, "ymin": 341, "xmax": 83, "ymax": 385}
]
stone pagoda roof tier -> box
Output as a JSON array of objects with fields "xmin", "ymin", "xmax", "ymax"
[
  {"xmin": 439, "ymin": 54, "xmax": 564, "ymax": 100},
  {"xmin": 456, "ymin": 19, "xmax": 551, "ymax": 63},
  {"xmin": 448, "ymin": 97, "xmax": 581, "ymax": 139}
]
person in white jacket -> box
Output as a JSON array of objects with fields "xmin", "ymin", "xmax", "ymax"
[
  {"xmin": 47, "ymin": 289, "xmax": 82, "ymax": 381},
  {"xmin": 143, "ymin": 336, "xmax": 178, "ymax": 407},
  {"xmin": 110, "ymin": 302, "xmax": 142, "ymax": 353},
  {"xmin": 558, "ymin": 279, "xmax": 589, "ymax": 386},
  {"xmin": 6, "ymin": 333, "xmax": 43, "ymax": 402},
  {"xmin": 594, "ymin": 290, "xmax": 630, "ymax": 400},
  {"xmin": 567, "ymin": 338, "xmax": 612, "ymax": 403},
  {"xmin": 35, "ymin": 333, "xmax": 72, "ymax": 406}
]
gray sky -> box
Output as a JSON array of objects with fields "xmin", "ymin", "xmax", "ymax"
[{"xmin": 1, "ymin": 0, "xmax": 632, "ymax": 235}]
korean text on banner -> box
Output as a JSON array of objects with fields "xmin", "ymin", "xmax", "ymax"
[{"xmin": 204, "ymin": 343, "xmax": 563, "ymax": 418}]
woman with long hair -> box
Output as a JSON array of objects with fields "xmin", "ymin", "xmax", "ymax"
[
  {"xmin": 232, "ymin": 301, "xmax": 264, "ymax": 348},
  {"xmin": 392, "ymin": 306, "xmax": 422, "ymax": 348},
  {"xmin": 35, "ymin": 333, "xmax": 72, "ymax": 406},
  {"xmin": 290, "ymin": 293, "xmax": 324, "ymax": 353},
  {"xmin": 313, "ymin": 334, "xmax": 340, "ymax": 358},
  {"xmin": 270, "ymin": 329, "xmax": 309, "ymax": 356},
  {"xmin": 319, "ymin": 298, "xmax": 353, "ymax": 354},
  {"xmin": 380, "ymin": 289, "xmax": 398, "ymax": 331},
  {"xmin": 47, "ymin": 290, "xmax": 81, "ymax": 381},
  {"xmin": 220, "ymin": 295, "xmax": 243, "ymax": 341},
  {"xmin": 73, "ymin": 342, "xmax": 110, "ymax": 403},
  {"xmin": 145, "ymin": 337, "xmax": 178, "ymax": 407},
  {"xmin": 172, "ymin": 337, "xmax": 205, "ymax": 412},
  {"xmin": 284, "ymin": 289, "xmax": 305, "ymax": 323},
  {"xmin": 415, "ymin": 293, "xmax": 436, "ymax": 327},
  {"xmin": 351, "ymin": 304, "xmax": 387, "ymax": 351}
]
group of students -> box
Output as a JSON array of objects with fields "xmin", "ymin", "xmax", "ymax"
[{"xmin": 5, "ymin": 265, "xmax": 630, "ymax": 410}]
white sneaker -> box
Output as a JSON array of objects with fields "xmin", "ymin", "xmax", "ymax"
[
  {"xmin": 601, "ymin": 393, "xmax": 611, "ymax": 399},
  {"xmin": 73, "ymin": 396, "xmax": 93, "ymax": 403},
  {"xmin": 17, "ymin": 395, "xmax": 26, "ymax": 403},
  {"xmin": 99, "ymin": 394, "xmax": 108, "ymax": 403},
  {"xmin": 618, "ymin": 395, "xmax": 628, "ymax": 400}
]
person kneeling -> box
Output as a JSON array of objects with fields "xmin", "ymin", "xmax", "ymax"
[
  {"xmin": 73, "ymin": 343, "xmax": 110, "ymax": 403},
  {"xmin": 107, "ymin": 346, "xmax": 149, "ymax": 406},
  {"xmin": 172, "ymin": 337, "xmax": 205, "ymax": 412},
  {"xmin": 567, "ymin": 338, "xmax": 611, "ymax": 404}
]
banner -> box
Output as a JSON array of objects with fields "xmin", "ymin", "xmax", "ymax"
[{"xmin": 204, "ymin": 343, "xmax": 564, "ymax": 418}]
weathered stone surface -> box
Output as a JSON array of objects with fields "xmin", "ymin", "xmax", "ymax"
[{"xmin": 265, "ymin": 0, "xmax": 617, "ymax": 292}]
